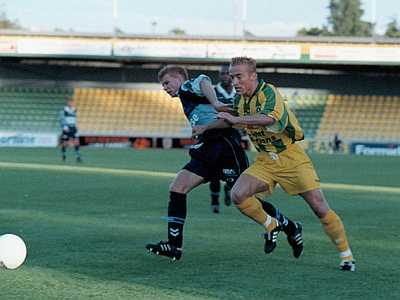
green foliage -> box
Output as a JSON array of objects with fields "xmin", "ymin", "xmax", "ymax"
[
  {"xmin": 385, "ymin": 18, "xmax": 400, "ymax": 38},
  {"xmin": 297, "ymin": 26, "xmax": 330, "ymax": 36},
  {"xmin": 169, "ymin": 27, "xmax": 186, "ymax": 36},
  {"xmin": 0, "ymin": 11, "xmax": 22, "ymax": 30},
  {"xmin": 243, "ymin": 29, "xmax": 256, "ymax": 37},
  {"xmin": 297, "ymin": 0, "xmax": 373, "ymax": 37},
  {"xmin": 114, "ymin": 27, "xmax": 125, "ymax": 34},
  {"xmin": 328, "ymin": 0, "xmax": 373, "ymax": 36}
]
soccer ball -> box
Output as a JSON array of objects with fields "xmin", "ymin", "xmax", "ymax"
[{"xmin": 0, "ymin": 234, "xmax": 27, "ymax": 270}]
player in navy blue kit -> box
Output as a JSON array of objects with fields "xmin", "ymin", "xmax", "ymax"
[
  {"xmin": 145, "ymin": 66, "xmax": 303, "ymax": 261},
  {"xmin": 209, "ymin": 65, "xmax": 238, "ymax": 213},
  {"xmin": 59, "ymin": 99, "xmax": 82, "ymax": 162}
]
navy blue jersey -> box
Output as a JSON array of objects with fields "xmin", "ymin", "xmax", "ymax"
[
  {"xmin": 176, "ymin": 76, "xmax": 247, "ymax": 183},
  {"xmin": 178, "ymin": 75, "xmax": 218, "ymax": 127}
]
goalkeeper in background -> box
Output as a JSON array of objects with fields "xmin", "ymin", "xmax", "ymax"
[
  {"xmin": 209, "ymin": 64, "xmax": 239, "ymax": 213},
  {"xmin": 59, "ymin": 98, "xmax": 82, "ymax": 163}
]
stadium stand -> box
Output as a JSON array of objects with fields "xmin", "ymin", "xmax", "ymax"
[
  {"xmin": 0, "ymin": 87, "xmax": 71, "ymax": 132},
  {"xmin": 74, "ymin": 88, "xmax": 191, "ymax": 137},
  {"xmin": 1, "ymin": 85, "xmax": 398, "ymax": 144},
  {"xmin": 287, "ymin": 93, "xmax": 328, "ymax": 139},
  {"xmin": 75, "ymin": 88, "xmax": 330, "ymax": 140},
  {"xmin": 316, "ymin": 95, "xmax": 400, "ymax": 142}
]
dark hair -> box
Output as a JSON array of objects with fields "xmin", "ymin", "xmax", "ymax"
[
  {"xmin": 219, "ymin": 64, "xmax": 230, "ymax": 74},
  {"xmin": 158, "ymin": 65, "xmax": 189, "ymax": 81}
]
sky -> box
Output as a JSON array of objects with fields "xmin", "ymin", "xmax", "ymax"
[{"xmin": 1, "ymin": 0, "xmax": 399, "ymax": 37}]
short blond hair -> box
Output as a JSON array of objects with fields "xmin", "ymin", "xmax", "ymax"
[
  {"xmin": 158, "ymin": 65, "xmax": 189, "ymax": 82},
  {"xmin": 230, "ymin": 57, "xmax": 257, "ymax": 73}
]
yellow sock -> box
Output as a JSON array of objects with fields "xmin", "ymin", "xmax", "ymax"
[
  {"xmin": 321, "ymin": 209, "xmax": 354, "ymax": 261},
  {"xmin": 236, "ymin": 197, "xmax": 278, "ymax": 232}
]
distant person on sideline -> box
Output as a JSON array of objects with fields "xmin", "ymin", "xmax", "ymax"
[{"xmin": 59, "ymin": 98, "xmax": 82, "ymax": 163}]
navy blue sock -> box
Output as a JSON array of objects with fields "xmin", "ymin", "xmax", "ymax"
[
  {"xmin": 167, "ymin": 192, "xmax": 187, "ymax": 248},
  {"xmin": 209, "ymin": 179, "xmax": 220, "ymax": 206},
  {"xmin": 260, "ymin": 200, "xmax": 296, "ymax": 235}
]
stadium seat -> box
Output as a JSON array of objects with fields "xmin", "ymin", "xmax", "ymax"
[
  {"xmin": 315, "ymin": 94, "xmax": 400, "ymax": 142},
  {"xmin": 74, "ymin": 88, "xmax": 190, "ymax": 137},
  {"xmin": 0, "ymin": 87, "xmax": 72, "ymax": 133},
  {"xmin": 283, "ymin": 93, "xmax": 328, "ymax": 139}
]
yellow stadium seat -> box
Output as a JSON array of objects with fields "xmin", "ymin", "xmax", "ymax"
[
  {"xmin": 315, "ymin": 94, "xmax": 400, "ymax": 142},
  {"xmin": 73, "ymin": 87, "xmax": 190, "ymax": 137}
]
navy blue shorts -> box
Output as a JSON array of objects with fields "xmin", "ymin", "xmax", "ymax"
[
  {"xmin": 61, "ymin": 127, "xmax": 78, "ymax": 141},
  {"xmin": 183, "ymin": 135, "xmax": 248, "ymax": 187}
]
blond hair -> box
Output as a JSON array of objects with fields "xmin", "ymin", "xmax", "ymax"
[
  {"xmin": 158, "ymin": 65, "xmax": 189, "ymax": 82},
  {"xmin": 230, "ymin": 57, "xmax": 257, "ymax": 73}
]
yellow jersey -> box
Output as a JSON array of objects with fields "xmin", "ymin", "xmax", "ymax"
[{"xmin": 233, "ymin": 80, "xmax": 304, "ymax": 153}]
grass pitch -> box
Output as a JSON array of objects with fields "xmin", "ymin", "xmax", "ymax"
[{"xmin": 0, "ymin": 148, "xmax": 399, "ymax": 299}]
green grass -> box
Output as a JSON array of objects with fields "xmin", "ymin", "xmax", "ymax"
[{"xmin": 0, "ymin": 148, "xmax": 399, "ymax": 299}]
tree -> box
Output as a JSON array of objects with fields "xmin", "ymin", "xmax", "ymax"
[
  {"xmin": 298, "ymin": 26, "xmax": 329, "ymax": 36},
  {"xmin": 114, "ymin": 27, "xmax": 125, "ymax": 34},
  {"xmin": 243, "ymin": 29, "xmax": 255, "ymax": 37},
  {"xmin": 385, "ymin": 18, "xmax": 400, "ymax": 38},
  {"xmin": 297, "ymin": 0, "xmax": 373, "ymax": 37},
  {"xmin": 0, "ymin": 11, "xmax": 23, "ymax": 30},
  {"xmin": 328, "ymin": 0, "xmax": 373, "ymax": 36},
  {"xmin": 169, "ymin": 27, "xmax": 186, "ymax": 36}
]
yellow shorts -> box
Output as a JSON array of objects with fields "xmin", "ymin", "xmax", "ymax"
[{"xmin": 244, "ymin": 143, "xmax": 320, "ymax": 196}]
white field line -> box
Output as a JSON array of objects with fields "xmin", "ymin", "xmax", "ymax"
[{"xmin": 1, "ymin": 161, "xmax": 400, "ymax": 194}]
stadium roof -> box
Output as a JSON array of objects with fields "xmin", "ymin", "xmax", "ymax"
[{"xmin": 1, "ymin": 29, "xmax": 400, "ymax": 45}]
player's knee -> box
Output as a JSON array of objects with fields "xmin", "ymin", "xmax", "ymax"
[
  {"xmin": 169, "ymin": 182, "xmax": 189, "ymax": 194},
  {"xmin": 230, "ymin": 187, "xmax": 247, "ymax": 205},
  {"xmin": 313, "ymin": 200, "xmax": 330, "ymax": 218},
  {"xmin": 302, "ymin": 190, "xmax": 329, "ymax": 218},
  {"xmin": 169, "ymin": 184, "xmax": 182, "ymax": 194},
  {"xmin": 169, "ymin": 186, "xmax": 187, "ymax": 194}
]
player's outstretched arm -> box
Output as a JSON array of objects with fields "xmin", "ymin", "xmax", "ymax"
[
  {"xmin": 200, "ymin": 79, "xmax": 234, "ymax": 113},
  {"xmin": 218, "ymin": 112, "xmax": 276, "ymax": 127}
]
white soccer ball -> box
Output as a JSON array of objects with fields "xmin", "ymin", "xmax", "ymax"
[{"xmin": 0, "ymin": 234, "xmax": 27, "ymax": 270}]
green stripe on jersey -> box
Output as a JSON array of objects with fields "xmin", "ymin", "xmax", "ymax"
[
  {"xmin": 274, "ymin": 105, "xmax": 288, "ymax": 132},
  {"xmin": 285, "ymin": 120, "xmax": 296, "ymax": 143},
  {"xmin": 262, "ymin": 86, "xmax": 276, "ymax": 113},
  {"xmin": 271, "ymin": 139, "xmax": 287, "ymax": 153}
]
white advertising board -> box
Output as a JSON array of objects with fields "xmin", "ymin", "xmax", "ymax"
[
  {"xmin": 310, "ymin": 46, "xmax": 400, "ymax": 62},
  {"xmin": 0, "ymin": 132, "xmax": 59, "ymax": 147},
  {"xmin": 17, "ymin": 39, "xmax": 112, "ymax": 56},
  {"xmin": 114, "ymin": 42, "xmax": 208, "ymax": 58},
  {"xmin": 0, "ymin": 40, "xmax": 17, "ymax": 53},
  {"xmin": 208, "ymin": 44, "xmax": 301, "ymax": 60}
]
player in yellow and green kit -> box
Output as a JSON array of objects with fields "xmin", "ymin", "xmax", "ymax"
[{"xmin": 218, "ymin": 56, "xmax": 355, "ymax": 271}]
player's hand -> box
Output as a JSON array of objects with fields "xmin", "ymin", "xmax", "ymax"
[
  {"xmin": 63, "ymin": 128, "xmax": 69, "ymax": 133},
  {"xmin": 218, "ymin": 112, "xmax": 239, "ymax": 125},
  {"xmin": 214, "ymin": 103, "xmax": 234, "ymax": 113},
  {"xmin": 192, "ymin": 125, "xmax": 207, "ymax": 138}
]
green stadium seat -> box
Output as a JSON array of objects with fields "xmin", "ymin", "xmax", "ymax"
[{"xmin": 0, "ymin": 87, "xmax": 72, "ymax": 133}]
